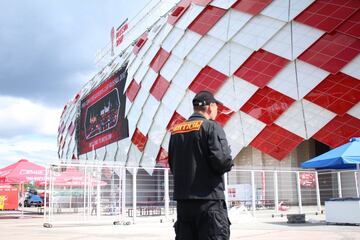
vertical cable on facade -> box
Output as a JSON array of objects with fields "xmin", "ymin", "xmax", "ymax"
[{"xmin": 288, "ymin": 0, "xmax": 309, "ymax": 139}]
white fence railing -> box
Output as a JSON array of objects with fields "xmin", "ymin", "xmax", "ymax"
[{"xmin": 43, "ymin": 163, "xmax": 359, "ymax": 227}]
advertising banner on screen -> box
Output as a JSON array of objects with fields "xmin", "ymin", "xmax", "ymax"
[{"xmin": 78, "ymin": 65, "xmax": 129, "ymax": 155}]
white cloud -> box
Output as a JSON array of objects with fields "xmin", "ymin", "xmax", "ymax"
[
  {"xmin": 0, "ymin": 95, "xmax": 62, "ymax": 137},
  {"xmin": 0, "ymin": 135, "xmax": 58, "ymax": 168},
  {"xmin": 0, "ymin": 96, "xmax": 60, "ymax": 168}
]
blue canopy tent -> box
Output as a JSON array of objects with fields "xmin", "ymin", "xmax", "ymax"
[
  {"xmin": 301, "ymin": 138, "xmax": 360, "ymax": 170},
  {"xmin": 302, "ymin": 138, "xmax": 360, "ymax": 224}
]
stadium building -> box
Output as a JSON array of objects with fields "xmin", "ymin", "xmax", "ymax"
[{"xmin": 57, "ymin": 0, "xmax": 360, "ymax": 174}]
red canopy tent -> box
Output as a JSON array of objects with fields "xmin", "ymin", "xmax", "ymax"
[
  {"xmin": 42, "ymin": 167, "xmax": 106, "ymax": 187},
  {"xmin": 0, "ymin": 160, "xmax": 106, "ymax": 187},
  {"xmin": 0, "ymin": 159, "xmax": 46, "ymax": 184},
  {"xmin": 0, "ymin": 159, "xmax": 46, "ymax": 211}
]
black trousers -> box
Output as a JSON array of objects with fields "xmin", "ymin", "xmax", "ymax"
[{"xmin": 174, "ymin": 200, "xmax": 231, "ymax": 240}]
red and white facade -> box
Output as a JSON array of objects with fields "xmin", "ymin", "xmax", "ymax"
[{"xmin": 58, "ymin": 0, "xmax": 360, "ymax": 173}]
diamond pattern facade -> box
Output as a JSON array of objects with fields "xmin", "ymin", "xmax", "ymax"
[
  {"xmin": 58, "ymin": 0, "xmax": 360, "ymax": 166},
  {"xmin": 304, "ymin": 72, "xmax": 360, "ymax": 115},
  {"xmin": 234, "ymin": 49, "xmax": 289, "ymax": 88},
  {"xmin": 295, "ymin": 0, "xmax": 359, "ymax": 33},
  {"xmin": 299, "ymin": 32, "xmax": 360, "ymax": 74},
  {"xmin": 232, "ymin": 0, "xmax": 272, "ymax": 15},
  {"xmin": 240, "ymin": 86, "xmax": 295, "ymax": 125},
  {"xmin": 250, "ymin": 123, "xmax": 304, "ymax": 160}
]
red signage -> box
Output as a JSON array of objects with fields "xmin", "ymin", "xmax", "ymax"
[
  {"xmin": 300, "ymin": 172, "xmax": 316, "ymax": 188},
  {"xmin": 0, "ymin": 185, "xmax": 18, "ymax": 210},
  {"xmin": 116, "ymin": 22, "xmax": 128, "ymax": 47},
  {"xmin": 77, "ymin": 65, "xmax": 129, "ymax": 155}
]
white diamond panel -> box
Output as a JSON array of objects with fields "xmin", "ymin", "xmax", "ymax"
[
  {"xmin": 210, "ymin": 0, "xmax": 237, "ymax": 9},
  {"xmin": 215, "ymin": 76, "xmax": 258, "ymax": 111},
  {"xmin": 162, "ymin": 27, "xmax": 185, "ymax": 52},
  {"xmin": 223, "ymin": 112, "xmax": 245, "ymax": 158},
  {"xmin": 176, "ymin": 90, "xmax": 196, "ymax": 119},
  {"xmin": 126, "ymin": 144, "xmax": 143, "ymax": 167},
  {"xmin": 209, "ymin": 41, "xmax": 253, "ymax": 76},
  {"xmin": 187, "ymin": 35, "xmax": 225, "ymax": 68},
  {"xmin": 303, "ymin": 100, "xmax": 336, "ymax": 138},
  {"xmin": 162, "ymin": 82, "xmax": 187, "ymax": 112},
  {"xmin": 263, "ymin": 21, "xmax": 324, "ymax": 60},
  {"xmin": 116, "ymin": 138, "xmax": 131, "ymax": 165},
  {"xmin": 140, "ymin": 140, "xmax": 160, "ymax": 175},
  {"xmin": 268, "ymin": 60, "xmax": 329, "ymax": 100},
  {"xmin": 232, "ymin": 14, "xmax": 286, "ymax": 51},
  {"xmin": 160, "ymin": 54, "xmax": 184, "ymax": 81},
  {"xmin": 261, "ymin": 0, "xmax": 314, "ymax": 22},
  {"xmin": 172, "ymin": 30, "xmax": 202, "ymax": 59},
  {"xmin": 239, "ymin": 111, "xmax": 266, "ymax": 145},
  {"xmin": 208, "ymin": 9, "xmax": 252, "ymax": 42},
  {"xmin": 341, "ymin": 54, "xmax": 360, "ymax": 80},
  {"xmin": 176, "ymin": 4, "xmax": 205, "ymax": 30},
  {"xmin": 171, "ymin": 60, "xmax": 202, "ymax": 90},
  {"xmin": 106, "ymin": 142, "xmax": 118, "ymax": 162}
]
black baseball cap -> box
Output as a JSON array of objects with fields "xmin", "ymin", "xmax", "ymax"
[{"xmin": 192, "ymin": 90, "xmax": 222, "ymax": 106}]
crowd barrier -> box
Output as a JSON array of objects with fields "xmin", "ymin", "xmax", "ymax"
[{"xmin": 42, "ymin": 162, "xmax": 359, "ymax": 227}]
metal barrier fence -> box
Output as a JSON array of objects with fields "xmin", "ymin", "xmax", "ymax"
[
  {"xmin": 43, "ymin": 163, "xmax": 359, "ymax": 227},
  {"xmin": 43, "ymin": 163, "xmax": 175, "ymax": 227}
]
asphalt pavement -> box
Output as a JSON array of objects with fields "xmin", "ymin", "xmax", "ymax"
[{"xmin": 0, "ymin": 210, "xmax": 359, "ymax": 240}]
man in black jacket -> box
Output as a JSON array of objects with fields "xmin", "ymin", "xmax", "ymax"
[{"xmin": 169, "ymin": 90, "xmax": 233, "ymax": 240}]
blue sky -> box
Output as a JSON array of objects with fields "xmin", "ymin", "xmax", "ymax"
[{"xmin": 0, "ymin": 0, "xmax": 148, "ymax": 168}]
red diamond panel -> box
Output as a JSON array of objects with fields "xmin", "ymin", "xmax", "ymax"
[
  {"xmin": 299, "ymin": 32, "xmax": 360, "ymax": 74},
  {"xmin": 133, "ymin": 33, "xmax": 148, "ymax": 54},
  {"xmin": 304, "ymin": 72, "xmax": 360, "ymax": 115},
  {"xmin": 60, "ymin": 105, "xmax": 67, "ymax": 118},
  {"xmin": 156, "ymin": 147, "xmax": 169, "ymax": 168},
  {"xmin": 59, "ymin": 121, "xmax": 66, "ymax": 134},
  {"xmin": 68, "ymin": 122, "xmax": 76, "ymax": 137},
  {"xmin": 216, "ymin": 104, "xmax": 234, "ymax": 127},
  {"xmin": 131, "ymin": 128, "xmax": 148, "ymax": 152},
  {"xmin": 250, "ymin": 124, "xmax": 304, "ymax": 160},
  {"xmin": 73, "ymin": 93, "xmax": 80, "ymax": 103},
  {"xmin": 150, "ymin": 75, "xmax": 170, "ymax": 101},
  {"xmin": 234, "ymin": 50, "xmax": 289, "ymax": 88},
  {"xmin": 336, "ymin": 10, "xmax": 360, "ymax": 39},
  {"xmin": 188, "ymin": 5, "xmax": 226, "ymax": 36},
  {"xmin": 189, "ymin": 66, "xmax": 228, "ymax": 93},
  {"xmin": 167, "ymin": 111, "xmax": 186, "ymax": 131},
  {"xmin": 232, "ymin": 0, "xmax": 272, "ymax": 15},
  {"xmin": 126, "ymin": 80, "xmax": 141, "ymax": 102},
  {"xmin": 192, "ymin": 0, "xmax": 212, "ymax": 6},
  {"xmin": 60, "ymin": 137, "xmax": 66, "ymax": 150},
  {"xmin": 59, "ymin": 135, "xmax": 63, "ymax": 147},
  {"xmin": 313, "ymin": 114, "xmax": 360, "ymax": 148},
  {"xmin": 168, "ymin": 0, "xmax": 191, "ymax": 25},
  {"xmin": 150, "ymin": 48, "xmax": 170, "ymax": 73},
  {"xmin": 240, "ymin": 86, "xmax": 295, "ymax": 125},
  {"xmin": 295, "ymin": 0, "xmax": 359, "ymax": 33}
]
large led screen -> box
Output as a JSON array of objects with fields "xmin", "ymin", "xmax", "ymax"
[{"xmin": 77, "ymin": 65, "xmax": 129, "ymax": 155}]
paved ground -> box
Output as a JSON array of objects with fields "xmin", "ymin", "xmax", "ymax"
[{"xmin": 0, "ymin": 211, "xmax": 359, "ymax": 240}]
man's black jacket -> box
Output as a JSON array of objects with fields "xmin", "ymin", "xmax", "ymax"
[{"xmin": 168, "ymin": 112, "xmax": 233, "ymax": 200}]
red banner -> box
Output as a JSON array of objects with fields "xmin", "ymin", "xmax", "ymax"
[
  {"xmin": 116, "ymin": 21, "xmax": 128, "ymax": 47},
  {"xmin": 77, "ymin": 66, "xmax": 129, "ymax": 155},
  {"xmin": 0, "ymin": 185, "xmax": 18, "ymax": 210},
  {"xmin": 300, "ymin": 172, "xmax": 316, "ymax": 188}
]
